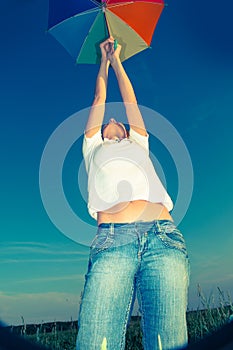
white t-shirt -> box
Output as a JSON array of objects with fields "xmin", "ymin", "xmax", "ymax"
[{"xmin": 82, "ymin": 128, "xmax": 173, "ymax": 220}]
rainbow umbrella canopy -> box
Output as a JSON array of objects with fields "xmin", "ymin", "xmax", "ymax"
[{"xmin": 48, "ymin": 0, "xmax": 165, "ymax": 64}]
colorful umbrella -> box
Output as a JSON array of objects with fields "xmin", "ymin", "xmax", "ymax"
[{"xmin": 48, "ymin": 0, "xmax": 165, "ymax": 64}]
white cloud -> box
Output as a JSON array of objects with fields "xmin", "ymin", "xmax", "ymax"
[
  {"xmin": 1, "ymin": 241, "xmax": 88, "ymax": 253},
  {"xmin": 12, "ymin": 273, "xmax": 84, "ymax": 285},
  {"xmin": 1, "ymin": 257, "xmax": 87, "ymax": 264},
  {"xmin": 0, "ymin": 241, "xmax": 89, "ymax": 264}
]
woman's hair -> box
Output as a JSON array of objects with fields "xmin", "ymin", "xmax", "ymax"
[{"xmin": 101, "ymin": 122, "xmax": 129, "ymax": 140}]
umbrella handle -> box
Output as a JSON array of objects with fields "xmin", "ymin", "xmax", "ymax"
[{"xmin": 114, "ymin": 39, "xmax": 118, "ymax": 51}]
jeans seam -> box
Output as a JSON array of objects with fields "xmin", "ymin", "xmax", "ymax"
[
  {"xmin": 136, "ymin": 278, "xmax": 147, "ymax": 349},
  {"xmin": 120, "ymin": 282, "xmax": 135, "ymax": 350}
]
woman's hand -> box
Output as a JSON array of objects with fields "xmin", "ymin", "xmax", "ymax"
[
  {"xmin": 108, "ymin": 43, "xmax": 121, "ymax": 66},
  {"xmin": 99, "ymin": 37, "xmax": 114, "ymax": 62},
  {"xmin": 99, "ymin": 37, "xmax": 121, "ymax": 65}
]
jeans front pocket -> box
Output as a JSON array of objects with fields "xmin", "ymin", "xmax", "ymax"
[
  {"xmin": 157, "ymin": 222, "xmax": 188, "ymax": 257},
  {"xmin": 90, "ymin": 229, "xmax": 114, "ymax": 257}
]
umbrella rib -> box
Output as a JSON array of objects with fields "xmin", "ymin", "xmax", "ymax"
[
  {"xmin": 107, "ymin": 0, "xmax": 164, "ymax": 6},
  {"xmin": 48, "ymin": 8, "xmax": 99, "ymax": 31},
  {"xmin": 107, "ymin": 2, "xmax": 133, "ymax": 9},
  {"xmin": 89, "ymin": 0, "xmax": 102, "ymax": 7},
  {"xmin": 106, "ymin": 1, "xmax": 133, "ymax": 6},
  {"xmin": 107, "ymin": 1, "xmax": 164, "ymax": 9}
]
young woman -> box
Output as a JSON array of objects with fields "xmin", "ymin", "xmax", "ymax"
[{"xmin": 76, "ymin": 37, "xmax": 190, "ymax": 350}]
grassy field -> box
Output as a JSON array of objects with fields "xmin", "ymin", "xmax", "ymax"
[{"xmin": 9, "ymin": 287, "xmax": 233, "ymax": 350}]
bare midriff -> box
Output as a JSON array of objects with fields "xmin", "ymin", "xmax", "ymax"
[{"xmin": 97, "ymin": 200, "xmax": 173, "ymax": 225}]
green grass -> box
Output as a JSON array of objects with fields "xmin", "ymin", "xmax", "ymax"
[
  {"xmin": 187, "ymin": 285, "xmax": 233, "ymax": 343},
  {"xmin": 9, "ymin": 286, "xmax": 233, "ymax": 350}
]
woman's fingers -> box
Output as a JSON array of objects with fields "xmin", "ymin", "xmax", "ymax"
[
  {"xmin": 100, "ymin": 37, "xmax": 114, "ymax": 49},
  {"xmin": 99, "ymin": 37, "xmax": 115, "ymax": 60},
  {"xmin": 115, "ymin": 43, "xmax": 121, "ymax": 55},
  {"xmin": 99, "ymin": 37, "xmax": 122, "ymax": 61}
]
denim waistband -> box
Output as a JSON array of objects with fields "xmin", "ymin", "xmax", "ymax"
[{"xmin": 98, "ymin": 219, "xmax": 173, "ymax": 229}]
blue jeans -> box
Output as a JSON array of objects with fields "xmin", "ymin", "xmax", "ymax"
[{"xmin": 76, "ymin": 220, "xmax": 190, "ymax": 350}]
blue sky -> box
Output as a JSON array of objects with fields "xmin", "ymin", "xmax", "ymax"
[{"xmin": 0, "ymin": 0, "xmax": 233, "ymax": 325}]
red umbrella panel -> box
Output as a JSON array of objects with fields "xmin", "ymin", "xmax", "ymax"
[{"xmin": 48, "ymin": 0, "xmax": 165, "ymax": 64}]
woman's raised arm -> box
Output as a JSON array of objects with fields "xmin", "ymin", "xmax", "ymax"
[
  {"xmin": 110, "ymin": 43, "xmax": 147, "ymax": 136},
  {"xmin": 85, "ymin": 38, "xmax": 113, "ymax": 138}
]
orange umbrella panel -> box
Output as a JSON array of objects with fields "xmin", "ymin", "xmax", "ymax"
[{"xmin": 106, "ymin": 0, "xmax": 165, "ymax": 46}]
